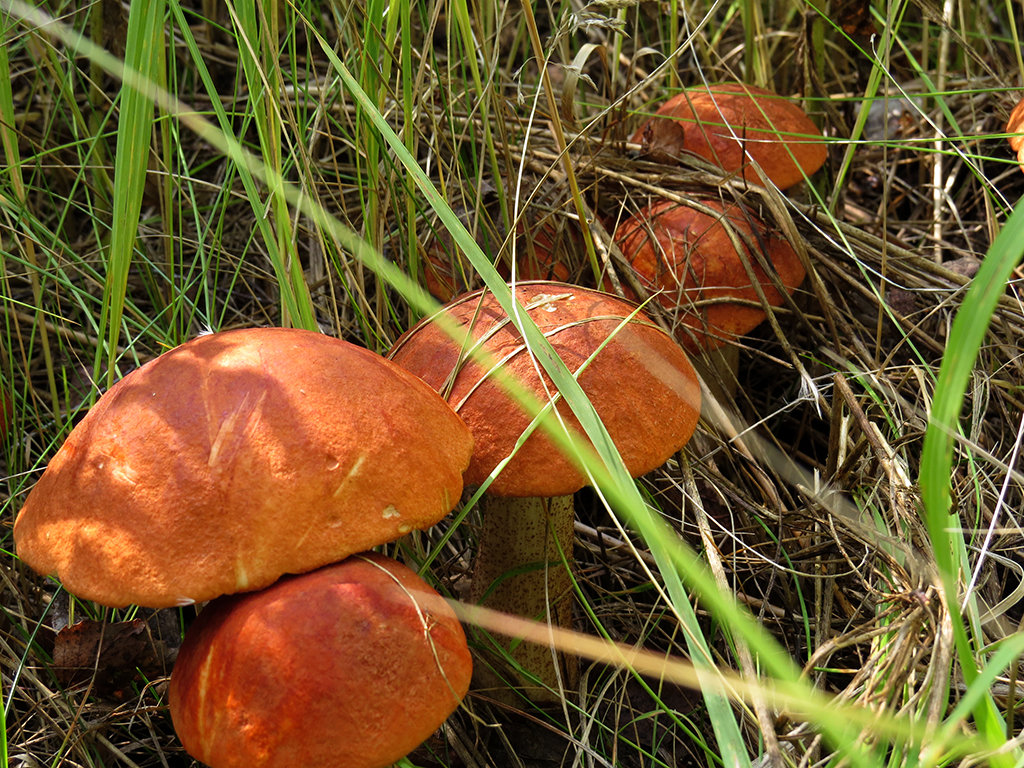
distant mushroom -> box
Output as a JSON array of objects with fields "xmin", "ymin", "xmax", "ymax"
[
  {"xmin": 13, "ymin": 327, "xmax": 473, "ymax": 608},
  {"xmin": 632, "ymin": 82, "xmax": 827, "ymax": 189},
  {"xmin": 611, "ymin": 197, "xmax": 806, "ymax": 353},
  {"xmin": 1005, "ymin": 95, "xmax": 1024, "ymax": 173},
  {"xmin": 169, "ymin": 552, "xmax": 472, "ymax": 768},
  {"xmin": 388, "ymin": 282, "xmax": 700, "ymax": 697}
]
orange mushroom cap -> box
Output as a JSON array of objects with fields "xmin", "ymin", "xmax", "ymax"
[
  {"xmin": 1005, "ymin": 95, "xmax": 1024, "ymax": 172},
  {"xmin": 169, "ymin": 552, "xmax": 472, "ymax": 768},
  {"xmin": 14, "ymin": 328, "xmax": 473, "ymax": 608},
  {"xmin": 388, "ymin": 282, "xmax": 701, "ymax": 497},
  {"xmin": 611, "ymin": 198, "xmax": 805, "ymax": 352},
  {"xmin": 632, "ymin": 83, "xmax": 827, "ymax": 189}
]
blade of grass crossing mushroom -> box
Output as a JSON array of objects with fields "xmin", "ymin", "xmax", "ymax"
[
  {"xmin": 919, "ymin": 199, "xmax": 1024, "ymax": 762},
  {"xmin": 313, "ymin": 27, "xmax": 884, "ymax": 765},
  {"xmin": 229, "ymin": 0, "xmax": 316, "ymax": 331},
  {"xmin": 92, "ymin": 0, "xmax": 165, "ymax": 390}
]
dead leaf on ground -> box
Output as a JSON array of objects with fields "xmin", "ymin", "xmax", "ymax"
[
  {"xmin": 52, "ymin": 615, "xmax": 180, "ymax": 699},
  {"xmin": 835, "ymin": 0, "xmax": 877, "ymax": 39}
]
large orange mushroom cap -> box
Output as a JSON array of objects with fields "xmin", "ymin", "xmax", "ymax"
[
  {"xmin": 168, "ymin": 552, "xmax": 472, "ymax": 768},
  {"xmin": 612, "ymin": 198, "xmax": 806, "ymax": 352},
  {"xmin": 388, "ymin": 282, "xmax": 701, "ymax": 497},
  {"xmin": 632, "ymin": 83, "xmax": 827, "ymax": 189},
  {"xmin": 13, "ymin": 328, "xmax": 473, "ymax": 608}
]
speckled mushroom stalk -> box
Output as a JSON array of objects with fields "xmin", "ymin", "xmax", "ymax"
[{"xmin": 388, "ymin": 282, "xmax": 701, "ymax": 699}]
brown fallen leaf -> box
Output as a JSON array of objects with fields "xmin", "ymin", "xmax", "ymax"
[
  {"xmin": 835, "ymin": 0, "xmax": 877, "ymax": 39},
  {"xmin": 636, "ymin": 114, "xmax": 687, "ymax": 164},
  {"xmin": 52, "ymin": 615, "xmax": 179, "ymax": 698}
]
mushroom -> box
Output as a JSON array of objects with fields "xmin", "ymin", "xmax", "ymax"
[
  {"xmin": 169, "ymin": 551, "xmax": 472, "ymax": 768},
  {"xmin": 13, "ymin": 327, "xmax": 473, "ymax": 608},
  {"xmin": 1006, "ymin": 95, "xmax": 1024, "ymax": 173},
  {"xmin": 388, "ymin": 282, "xmax": 701, "ymax": 697},
  {"xmin": 632, "ymin": 82, "xmax": 827, "ymax": 190},
  {"xmin": 611, "ymin": 197, "xmax": 805, "ymax": 353}
]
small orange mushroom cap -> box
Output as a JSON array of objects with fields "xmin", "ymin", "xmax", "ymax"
[
  {"xmin": 14, "ymin": 328, "xmax": 473, "ymax": 608},
  {"xmin": 169, "ymin": 552, "xmax": 472, "ymax": 768},
  {"xmin": 1005, "ymin": 95, "xmax": 1024, "ymax": 172},
  {"xmin": 611, "ymin": 198, "xmax": 805, "ymax": 351},
  {"xmin": 632, "ymin": 83, "xmax": 827, "ymax": 189},
  {"xmin": 388, "ymin": 282, "xmax": 701, "ymax": 497}
]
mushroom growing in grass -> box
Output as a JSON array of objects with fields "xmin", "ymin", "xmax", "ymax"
[
  {"xmin": 1005, "ymin": 95, "xmax": 1024, "ymax": 172},
  {"xmin": 14, "ymin": 327, "xmax": 473, "ymax": 608},
  {"xmin": 611, "ymin": 197, "xmax": 806, "ymax": 355},
  {"xmin": 169, "ymin": 552, "xmax": 473, "ymax": 768},
  {"xmin": 632, "ymin": 83, "xmax": 827, "ymax": 190},
  {"xmin": 388, "ymin": 282, "xmax": 701, "ymax": 698}
]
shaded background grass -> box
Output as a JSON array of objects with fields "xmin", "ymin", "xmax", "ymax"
[{"xmin": 2, "ymin": 0, "xmax": 1024, "ymax": 765}]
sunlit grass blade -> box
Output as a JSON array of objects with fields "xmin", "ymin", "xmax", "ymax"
[
  {"xmin": 918, "ymin": 198, "xmax": 1024, "ymax": 762},
  {"xmin": 228, "ymin": 0, "xmax": 316, "ymax": 331},
  {"xmin": 307, "ymin": 26, "xmax": 885, "ymax": 765},
  {"xmin": 92, "ymin": 0, "xmax": 165, "ymax": 389},
  {"xmin": 0, "ymin": 15, "xmax": 59, "ymax": 418}
]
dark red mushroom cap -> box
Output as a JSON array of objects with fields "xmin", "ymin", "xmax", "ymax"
[
  {"xmin": 388, "ymin": 282, "xmax": 701, "ymax": 497},
  {"xmin": 611, "ymin": 198, "xmax": 805, "ymax": 351},
  {"xmin": 14, "ymin": 328, "xmax": 473, "ymax": 608},
  {"xmin": 169, "ymin": 552, "xmax": 472, "ymax": 768},
  {"xmin": 632, "ymin": 83, "xmax": 827, "ymax": 190}
]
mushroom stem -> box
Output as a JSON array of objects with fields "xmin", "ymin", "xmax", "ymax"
[{"xmin": 470, "ymin": 494, "xmax": 578, "ymax": 699}]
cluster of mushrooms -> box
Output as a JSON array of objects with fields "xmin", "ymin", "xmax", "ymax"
[{"xmin": 13, "ymin": 82, "xmax": 826, "ymax": 767}]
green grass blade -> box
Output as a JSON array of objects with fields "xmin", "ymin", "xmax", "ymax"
[
  {"xmin": 229, "ymin": 0, "xmax": 316, "ymax": 330},
  {"xmin": 0, "ymin": 12, "xmax": 60, "ymax": 418},
  {"xmin": 918, "ymin": 198, "xmax": 1024, "ymax": 761},
  {"xmin": 311, "ymin": 28, "xmax": 881, "ymax": 765},
  {"xmin": 93, "ymin": 0, "xmax": 166, "ymax": 389}
]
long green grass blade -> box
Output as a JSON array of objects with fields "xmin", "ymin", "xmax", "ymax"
[
  {"xmin": 93, "ymin": 0, "xmax": 165, "ymax": 389},
  {"xmin": 918, "ymin": 198, "xmax": 1024, "ymax": 761},
  {"xmin": 309, "ymin": 26, "xmax": 882, "ymax": 766},
  {"xmin": 229, "ymin": 0, "xmax": 316, "ymax": 330}
]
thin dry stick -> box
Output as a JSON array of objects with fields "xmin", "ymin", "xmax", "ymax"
[{"xmin": 685, "ymin": 459, "xmax": 785, "ymax": 768}]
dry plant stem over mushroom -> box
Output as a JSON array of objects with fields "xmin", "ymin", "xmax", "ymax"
[{"xmin": 389, "ymin": 283, "xmax": 701, "ymax": 701}]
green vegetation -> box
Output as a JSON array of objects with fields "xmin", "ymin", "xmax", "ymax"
[{"xmin": 2, "ymin": 1, "xmax": 1023, "ymax": 765}]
